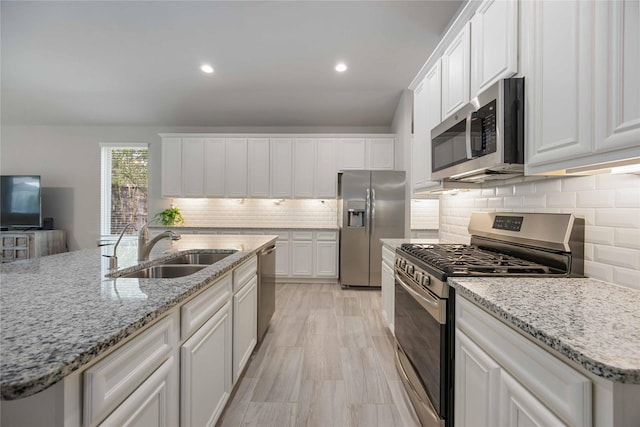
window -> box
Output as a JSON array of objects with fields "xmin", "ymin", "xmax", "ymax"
[{"xmin": 100, "ymin": 143, "xmax": 149, "ymax": 237}]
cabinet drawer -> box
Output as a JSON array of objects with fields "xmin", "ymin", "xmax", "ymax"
[
  {"xmin": 181, "ymin": 273, "xmax": 231, "ymax": 340},
  {"xmin": 292, "ymin": 231, "xmax": 313, "ymax": 240},
  {"xmin": 233, "ymin": 255, "xmax": 257, "ymax": 292},
  {"xmin": 456, "ymin": 296, "xmax": 591, "ymax": 427},
  {"xmin": 316, "ymin": 231, "xmax": 337, "ymax": 241},
  {"xmin": 382, "ymin": 245, "xmax": 395, "ymax": 267},
  {"xmin": 83, "ymin": 313, "xmax": 178, "ymax": 427}
]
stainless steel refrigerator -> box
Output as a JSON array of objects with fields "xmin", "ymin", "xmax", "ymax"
[{"xmin": 338, "ymin": 170, "xmax": 406, "ymax": 287}]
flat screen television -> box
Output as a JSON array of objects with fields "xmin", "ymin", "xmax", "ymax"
[{"xmin": 0, "ymin": 175, "xmax": 42, "ymax": 229}]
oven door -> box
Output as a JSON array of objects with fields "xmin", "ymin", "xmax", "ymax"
[{"xmin": 394, "ymin": 271, "xmax": 449, "ymax": 426}]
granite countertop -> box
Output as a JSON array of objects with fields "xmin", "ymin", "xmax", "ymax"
[
  {"xmin": 0, "ymin": 234, "xmax": 276, "ymax": 400},
  {"xmin": 149, "ymin": 225, "xmax": 339, "ymax": 231},
  {"xmin": 450, "ymin": 277, "xmax": 640, "ymax": 384}
]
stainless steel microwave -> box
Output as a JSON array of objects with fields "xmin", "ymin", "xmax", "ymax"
[{"xmin": 430, "ymin": 78, "xmax": 524, "ymax": 182}]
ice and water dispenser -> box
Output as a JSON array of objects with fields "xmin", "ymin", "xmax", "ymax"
[{"xmin": 347, "ymin": 201, "xmax": 366, "ymax": 228}]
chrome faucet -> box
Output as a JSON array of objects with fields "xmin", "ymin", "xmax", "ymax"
[
  {"xmin": 138, "ymin": 221, "xmax": 181, "ymax": 261},
  {"xmin": 104, "ymin": 222, "xmax": 137, "ymax": 270}
]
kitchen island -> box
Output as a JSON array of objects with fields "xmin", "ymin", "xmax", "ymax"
[{"xmin": 0, "ymin": 234, "xmax": 275, "ymax": 426}]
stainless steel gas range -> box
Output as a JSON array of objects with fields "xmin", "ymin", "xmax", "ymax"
[{"xmin": 394, "ymin": 212, "xmax": 585, "ymax": 427}]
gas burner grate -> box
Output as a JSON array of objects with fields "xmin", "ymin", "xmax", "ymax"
[{"xmin": 399, "ymin": 243, "xmax": 556, "ymax": 276}]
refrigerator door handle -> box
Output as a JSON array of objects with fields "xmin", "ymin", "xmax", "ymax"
[
  {"xmin": 370, "ymin": 188, "xmax": 376, "ymax": 237},
  {"xmin": 365, "ymin": 187, "xmax": 371, "ymax": 236}
]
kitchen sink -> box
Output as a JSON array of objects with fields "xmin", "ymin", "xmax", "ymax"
[
  {"xmin": 118, "ymin": 264, "xmax": 207, "ymax": 279},
  {"xmin": 162, "ymin": 251, "xmax": 236, "ymax": 265}
]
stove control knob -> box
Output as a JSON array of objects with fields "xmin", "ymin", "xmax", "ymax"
[
  {"xmin": 406, "ymin": 265, "xmax": 415, "ymax": 275},
  {"xmin": 414, "ymin": 271, "xmax": 422, "ymax": 283},
  {"xmin": 421, "ymin": 275, "xmax": 431, "ymax": 287}
]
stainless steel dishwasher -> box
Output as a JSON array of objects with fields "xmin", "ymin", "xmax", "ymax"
[{"xmin": 257, "ymin": 243, "xmax": 276, "ymax": 342}]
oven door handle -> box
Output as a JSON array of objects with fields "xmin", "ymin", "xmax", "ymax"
[{"xmin": 396, "ymin": 275, "xmax": 446, "ymax": 324}]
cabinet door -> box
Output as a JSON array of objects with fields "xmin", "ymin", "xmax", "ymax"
[
  {"xmin": 182, "ymin": 138, "xmax": 205, "ymax": 197},
  {"xmin": 499, "ymin": 369, "xmax": 566, "ymax": 427},
  {"xmin": 455, "ymin": 330, "xmax": 501, "ymax": 427},
  {"xmin": 225, "ymin": 138, "xmax": 248, "ymax": 197},
  {"xmin": 99, "ymin": 357, "xmax": 177, "ymax": 427},
  {"xmin": 275, "ymin": 239, "xmax": 290, "ymax": 277},
  {"xmin": 470, "ymin": 0, "xmax": 518, "ymax": 97},
  {"xmin": 233, "ymin": 276, "xmax": 257, "ymax": 383},
  {"xmin": 595, "ymin": 0, "xmax": 640, "ymax": 154},
  {"xmin": 270, "ymin": 138, "xmax": 293, "ymax": 198},
  {"xmin": 293, "ymin": 138, "xmax": 315, "ymax": 198},
  {"xmin": 248, "ymin": 138, "xmax": 270, "ymax": 198},
  {"xmin": 338, "ymin": 138, "xmax": 366, "ymax": 170},
  {"xmin": 522, "ymin": 1, "xmax": 595, "ymax": 170},
  {"xmin": 366, "ymin": 138, "xmax": 394, "ymax": 170},
  {"xmin": 315, "ymin": 241, "xmax": 337, "ymax": 277},
  {"xmin": 181, "ymin": 302, "xmax": 232, "ymax": 427},
  {"xmin": 291, "ymin": 240, "xmax": 313, "ymax": 276},
  {"xmin": 161, "ymin": 138, "xmax": 182, "ymax": 197},
  {"xmin": 381, "ymin": 261, "xmax": 395, "ymax": 333},
  {"xmin": 441, "ymin": 22, "xmax": 471, "ymax": 119},
  {"xmin": 203, "ymin": 138, "xmax": 226, "ymax": 197},
  {"xmin": 315, "ymin": 138, "xmax": 337, "ymax": 198}
]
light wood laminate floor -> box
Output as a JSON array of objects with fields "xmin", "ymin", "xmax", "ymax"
[{"xmin": 217, "ymin": 282, "xmax": 421, "ymax": 427}]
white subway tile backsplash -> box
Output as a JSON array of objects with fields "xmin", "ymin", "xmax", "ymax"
[
  {"xmin": 594, "ymin": 245, "xmax": 640, "ymax": 270},
  {"xmin": 615, "ymin": 187, "xmax": 640, "ymax": 208},
  {"xmin": 614, "ymin": 229, "xmax": 640, "ymax": 250},
  {"xmin": 496, "ymin": 185, "xmax": 514, "ymax": 196},
  {"xmin": 481, "ymin": 188, "xmax": 496, "ymax": 197},
  {"xmin": 503, "ymin": 196, "xmax": 524, "ymax": 209},
  {"xmin": 585, "ymin": 227, "xmax": 614, "ymax": 245},
  {"xmin": 613, "ymin": 267, "xmax": 640, "ymax": 291},
  {"xmin": 576, "ymin": 190, "xmax": 615, "ymax": 208},
  {"xmin": 522, "ymin": 194, "xmax": 546, "ymax": 208},
  {"xmin": 513, "ymin": 182, "xmax": 536, "ymax": 195},
  {"xmin": 534, "ymin": 178, "xmax": 562, "ymax": 193},
  {"xmin": 561, "ymin": 175, "xmax": 596, "ymax": 191},
  {"xmin": 547, "ymin": 192, "xmax": 576, "ymax": 208},
  {"xmin": 487, "ymin": 197, "xmax": 503, "ymax": 208},
  {"xmin": 595, "ymin": 173, "xmax": 640, "ymax": 189},
  {"xmin": 595, "ymin": 208, "xmax": 640, "ymax": 228},
  {"xmin": 474, "ymin": 198, "xmax": 488, "ymax": 208},
  {"xmin": 584, "ymin": 260, "xmax": 614, "ymax": 283}
]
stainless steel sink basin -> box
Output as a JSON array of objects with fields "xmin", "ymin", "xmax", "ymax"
[
  {"xmin": 119, "ymin": 264, "xmax": 207, "ymax": 279},
  {"xmin": 162, "ymin": 252, "xmax": 235, "ymax": 265}
]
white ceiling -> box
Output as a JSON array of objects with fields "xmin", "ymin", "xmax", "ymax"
[{"xmin": 1, "ymin": 1, "xmax": 463, "ymax": 128}]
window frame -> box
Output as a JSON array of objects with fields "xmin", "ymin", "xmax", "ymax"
[{"xmin": 100, "ymin": 142, "xmax": 149, "ymax": 238}]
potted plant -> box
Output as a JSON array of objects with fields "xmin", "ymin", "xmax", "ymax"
[{"xmin": 154, "ymin": 205, "xmax": 185, "ymax": 226}]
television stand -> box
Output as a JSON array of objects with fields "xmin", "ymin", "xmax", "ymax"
[{"xmin": 0, "ymin": 230, "xmax": 67, "ymax": 263}]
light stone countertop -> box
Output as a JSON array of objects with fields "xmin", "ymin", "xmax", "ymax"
[
  {"xmin": 0, "ymin": 234, "xmax": 276, "ymax": 400},
  {"xmin": 149, "ymin": 225, "xmax": 339, "ymax": 231},
  {"xmin": 449, "ymin": 277, "xmax": 640, "ymax": 384}
]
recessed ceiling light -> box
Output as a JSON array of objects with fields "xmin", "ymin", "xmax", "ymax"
[
  {"xmin": 200, "ymin": 64, "xmax": 214, "ymax": 74},
  {"xmin": 335, "ymin": 63, "xmax": 348, "ymax": 73}
]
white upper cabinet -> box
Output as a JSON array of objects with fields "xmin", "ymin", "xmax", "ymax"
[
  {"xmin": 270, "ymin": 138, "xmax": 293, "ymax": 198},
  {"xmin": 161, "ymin": 138, "xmax": 182, "ymax": 197},
  {"xmin": 315, "ymin": 138, "xmax": 337, "ymax": 198},
  {"xmin": 470, "ymin": 0, "xmax": 518, "ymax": 96},
  {"xmin": 225, "ymin": 138, "xmax": 248, "ymax": 197},
  {"xmin": 248, "ymin": 138, "xmax": 270, "ymax": 198},
  {"xmin": 523, "ymin": 0, "xmax": 640, "ymax": 175},
  {"xmin": 293, "ymin": 138, "xmax": 315, "ymax": 198},
  {"xmin": 203, "ymin": 138, "xmax": 226, "ymax": 197},
  {"xmin": 366, "ymin": 138, "xmax": 394, "ymax": 170},
  {"xmin": 594, "ymin": 0, "xmax": 640, "ymax": 155},
  {"xmin": 441, "ymin": 22, "xmax": 471, "ymax": 119},
  {"xmin": 182, "ymin": 138, "xmax": 205, "ymax": 197},
  {"xmin": 338, "ymin": 138, "xmax": 366, "ymax": 170}
]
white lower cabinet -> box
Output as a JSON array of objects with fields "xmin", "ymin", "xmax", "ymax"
[
  {"xmin": 232, "ymin": 256, "xmax": 258, "ymax": 384},
  {"xmin": 315, "ymin": 241, "xmax": 337, "ymax": 277},
  {"xmin": 291, "ymin": 239, "xmax": 313, "ymax": 277},
  {"xmin": 99, "ymin": 357, "xmax": 177, "ymax": 427},
  {"xmin": 380, "ymin": 244, "xmax": 395, "ymax": 334},
  {"xmin": 180, "ymin": 302, "xmax": 231, "ymax": 427},
  {"xmin": 455, "ymin": 296, "xmax": 591, "ymax": 427}
]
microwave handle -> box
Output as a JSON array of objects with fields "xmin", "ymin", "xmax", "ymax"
[{"xmin": 465, "ymin": 110, "xmax": 477, "ymax": 159}]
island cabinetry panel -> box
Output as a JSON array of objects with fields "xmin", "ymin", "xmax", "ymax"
[
  {"xmin": 455, "ymin": 296, "xmax": 591, "ymax": 427},
  {"xmin": 232, "ymin": 256, "xmax": 258, "ymax": 383},
  {"xmin": 83, "ymin": 313, "xmax": 179, "ymax": 427},
  {"xmin": 380, "ymin": 244, "xmax": 395, "ymax": 334}
]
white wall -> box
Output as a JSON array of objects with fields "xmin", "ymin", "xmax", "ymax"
[
  {"xmin": 439, "ymin": 174, "xmax": 640, "ymax": 290},
  {"xmin": 391, "ymin": 89, "xmax": 413, "ymax": 238},
  {"xmin": 1, "ymin": 125, "xmax": 388, "ymax": 250}
]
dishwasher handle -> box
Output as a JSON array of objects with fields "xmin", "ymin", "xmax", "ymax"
[{"xmin": 261, "ymin": 245, "xmax": 276, "ymax": 256}]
